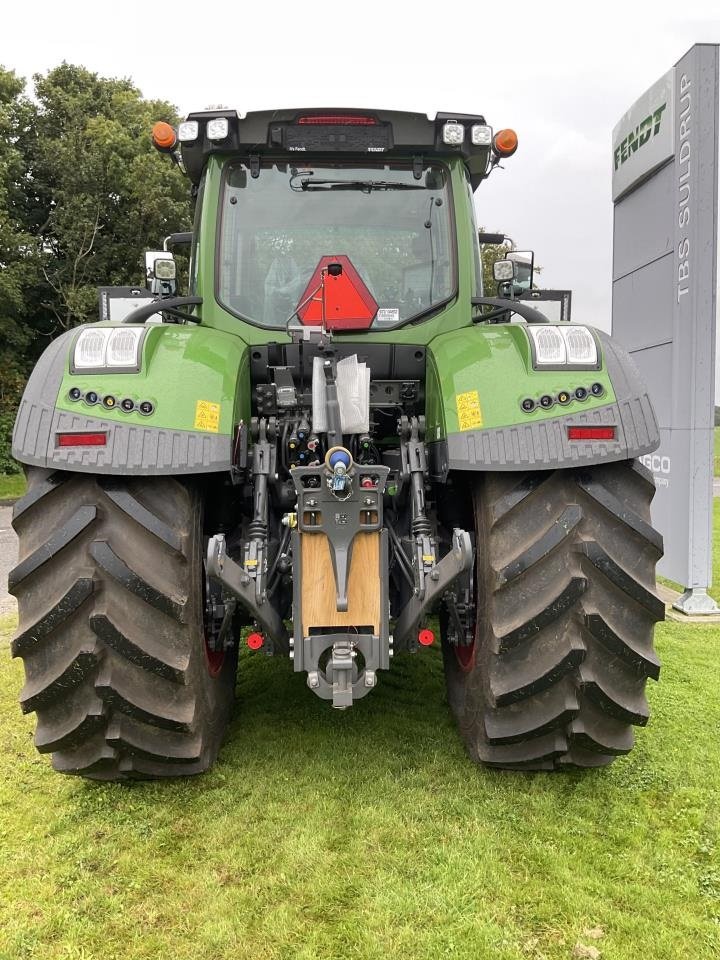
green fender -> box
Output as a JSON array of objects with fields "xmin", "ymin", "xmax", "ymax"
[
  {"xmin": 424, "ymin": 323, "xmax": 660, "ymax": 476},
  {"xmin": 12, "ymin": 323, "xmax": 250, "ymax": 475}
]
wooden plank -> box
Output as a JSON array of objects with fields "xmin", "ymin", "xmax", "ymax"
[{"xmin": 301, "ymin": 532, "xmax": 380, "ymax": 635}]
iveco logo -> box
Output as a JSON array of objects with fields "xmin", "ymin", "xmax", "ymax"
[
  {"xmin": 640, "ymin": 453, "xmax": 671, "ymax": 487},
  {"xmin": 613, "ymin": 103, "xmax": 667, "ymax": 170}
]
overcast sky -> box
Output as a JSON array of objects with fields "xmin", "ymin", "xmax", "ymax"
[{"xmin": 2, "ymin": 0, "xmax": 719, "ymax": 333}]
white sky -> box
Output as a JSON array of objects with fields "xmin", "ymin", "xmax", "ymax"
[{"xmin": 2, "ymin": 0, "xmax": 719, "ymax": 333}]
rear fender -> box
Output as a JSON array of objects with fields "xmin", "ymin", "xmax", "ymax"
[
  {"xmin": 12, "ymin": 323, "xmax": 248, "ymax": 475},
  {"xmin": 425, "ymin": 323, "xmax": 659, "ymax": 478}
]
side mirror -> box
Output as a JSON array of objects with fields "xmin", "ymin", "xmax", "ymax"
[
  {"xmin": 145, "ymin": 251, "xmax": 177, "ymax": 296},
  {"xmin": 506, "ymin": 250, "xmax": 534, "ymax": 292}
]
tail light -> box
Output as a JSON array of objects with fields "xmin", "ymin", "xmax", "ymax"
[{"xmin": 567, "ymin": 427, "xmax": 616, "ymax": 441}]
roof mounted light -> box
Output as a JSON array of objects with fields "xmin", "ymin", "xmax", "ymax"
[
  {"xmin": 442, "ymin": 121, "xmax": 464, "ymax": 145},
  {"xmin": 471, "ymin": 124, "xmax": 492, "ymax": 146},
  {"xmin": 206, "ymin": 117, "xmax": 229, "ymax": 141},
  {"xmin": 493, "ymin": 128, "xmax": 518, "ymax": 157},
  {"xmin": 297, "ymin": 115, "xmax": 377, "ymax": 125},
  {"xmin": 178, "ymin": 121, "xmax": 199, "ymax": 142},
  {"xmin": 151, "ymin": 121, "xmax": 177, "ymax": 151}
]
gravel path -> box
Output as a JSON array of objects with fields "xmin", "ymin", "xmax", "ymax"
[{"xmin": 0, "ymin": 505, "xmax": 18, "ymax": 615}]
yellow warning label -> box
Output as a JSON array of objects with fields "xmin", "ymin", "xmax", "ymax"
[
  {"xmin": 456, "ymin": 390, "xmax": 483, "ymax": 431},
  {"xmin": 194, "ymin": 400, "xmax": 221, "ymax": 433}
]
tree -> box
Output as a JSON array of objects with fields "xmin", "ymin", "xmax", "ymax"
[
  {"xmin": 29, "ymin": 63, "xmax": 192, "ymax": 332},
  {"xmin": 0, "ymin": 66, "xmax": 38, "ymax": 473},
  {"xmin": 0, "ymin": 62, "xmax": 194, "ymax": 473}
]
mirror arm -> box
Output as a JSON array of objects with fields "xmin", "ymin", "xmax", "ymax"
[
  {"xmin": 121, "ymin": 296, "xmax": 203, "ymax": 325},
  {"xmin": 471, "ymin": 296, "xmax": 550, "ymax": 324}
]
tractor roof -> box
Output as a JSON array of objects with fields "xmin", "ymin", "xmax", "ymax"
[{"xmin": 178, "ymin": 108, "xmax": 492, "ymax": 185}]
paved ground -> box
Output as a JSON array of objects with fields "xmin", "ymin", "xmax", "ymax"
[{"xmin": 0, "ymin": 505, "xmax": 18, "ymax": 615}]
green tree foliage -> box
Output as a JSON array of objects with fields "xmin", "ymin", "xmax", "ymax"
[
  {"xmin": 31, "ymin": 63, "xmax": 191, "ymax": 330},
  {"xmin": 0, "ymin": 67, "xmax": 37, "ymax": 473},
  {"xmin": 0, "ymin": 62, "xmax": 192, "ymax": 472}
]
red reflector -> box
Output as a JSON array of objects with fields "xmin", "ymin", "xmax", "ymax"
[
  {"xmin": 247, "ymin": 632, "xmax": 264, "ymax": 651},
  {"xmin": 297, "ymin": 115, "xmax": 377, "ymax": 125},
  {"xmin": 298, "ymin": 254, "xmax": 378, "ymax": 331},
  {"xmin": 418, "ymin": 628, "xmax": 435, "ymax": 647},
  {"xmin": 567, "ymin": 426, "xmax": 616, "ymax": 441},
  {"xmin": 56, "ymin": 432, "xmax": 107, "ymax": 447}
]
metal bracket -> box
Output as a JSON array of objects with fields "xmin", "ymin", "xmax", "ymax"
[
  {"xmin": 394, "ymin": 527, "xmax": 473, "ymax": 648},
  {"xmin": 206, "ymin": 534, "xmax": 288, "ymax": 648},
  {"xmin": 292, "ymin": 463, "xmax": 389, "ymax": 611},
  {"xmin": 301, "ymin": 632, "xmax": 389, "ymax": 709}
]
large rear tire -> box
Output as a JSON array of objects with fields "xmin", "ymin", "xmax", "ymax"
[
  {"xmin": 442, "ymin": 460, "xmax": 664, "ymax": 770},
  {"xmin": 9, "ymin": 468, "xmax": 237, "ymax": 781}
]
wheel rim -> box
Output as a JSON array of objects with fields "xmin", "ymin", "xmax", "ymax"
[
  {"xmin": 202, "ymin": 569, "xmax": 226, "ymax": 677},
  {"xmin": 454, "ymin": 637, "xmax": 476, "ymax": 672}
]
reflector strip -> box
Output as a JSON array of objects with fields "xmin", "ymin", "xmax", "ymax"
[
  {"xmin": 297, "ymin": 115, "xmax": 377, "ymax": 125},
  {"xmin": 56, "ymin": 432, "xmax": 107, "ymax": 447},
  {"xmin": 567, "ymin": 426, "xmax": 616, "ymax": 441}
]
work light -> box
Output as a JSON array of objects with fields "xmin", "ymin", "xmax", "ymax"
[
  {"xmin": 527, "ymin": 325, "xmax": 599, "ymax": 368},
  {"xmin": 442, "ymin": 121, "xmax": 464, "ymax": 145},
  {"xmin": 178, "ymin": 121, "xmax": 199, "ymax": 142},
  {"xmin": 207, "ymin": 118, "xmax": 229, "ymax": 141},
  {"xmin": 471, "ymin": 124, "xmax": 492, "ymax": 146},
  {"xmin": 73, "ymin": 327, "xmax": 145, "ymax": 371},
  {"xmin": 562, "ymin": 325, "xmax": 597, "ymax": 365},
  {"xmin": 527, "ymin": 326, "xmax": 566, "ymax": 365}
]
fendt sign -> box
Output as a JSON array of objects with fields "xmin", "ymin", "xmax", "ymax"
[{"xmin": 611, "ymin": 44, "xmax": 719, "ymax": 614}]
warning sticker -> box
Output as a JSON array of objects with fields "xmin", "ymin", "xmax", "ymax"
[
  {"xmin": 194, "ymin": 400, "xmax": 221, "ymax": 433},
  {"xmin": 456, "ymin": 390, "xmax": 483, "ymax": 431},
  {"xmin": 376, "ymin": 307, "xmax": 400, "ymax": 324}
]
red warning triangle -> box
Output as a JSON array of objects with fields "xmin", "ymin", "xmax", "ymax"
[{"xmin": 297, "ymin": 255, "xmax": 378, "ymax": 330}]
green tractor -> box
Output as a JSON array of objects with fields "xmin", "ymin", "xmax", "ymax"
[{"xmin": 9, "ymin": 109, "xmax": 664, "ymax": 780}]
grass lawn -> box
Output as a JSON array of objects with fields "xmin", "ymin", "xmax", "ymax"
[
  {"xmin": 0, "ymin": 607, "xmax": 718, "ymax": 960},
  {"xmin": 0, "ymin": 472, "xmax": 26, "ymax": 502}
]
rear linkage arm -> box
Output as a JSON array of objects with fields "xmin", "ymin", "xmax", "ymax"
[
  {"xmin": 207, "ymin": 418, "xmax": 289, "ymax": 651},
  {"xmin": 393, "ymin": 416, "xmax": 473, "ymax": 647}
]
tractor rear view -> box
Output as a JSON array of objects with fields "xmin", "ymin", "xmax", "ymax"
[{"xmin": 9, "ymin": 109, "xmax": 663, "ymax": 779}]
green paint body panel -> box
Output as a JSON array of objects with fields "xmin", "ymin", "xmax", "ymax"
[
  {"xmin": 425, "ymin": 323, "xmax": 614, "ymax": 440},
  {"xmin": 57, "ymin": 324, "xmax": 250, "ymax": 436}
]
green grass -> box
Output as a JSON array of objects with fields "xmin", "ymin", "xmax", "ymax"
[
  {"xmin": 0, "ymin": 610, "xmax": 718, "ymax": 960},
  {"xmin": 715, "ymin": 426, "xmax": 720, "ymax": 476},
  {"xmin": 0, "ymin": 473, "xmax": 26, "ymax": 501}
]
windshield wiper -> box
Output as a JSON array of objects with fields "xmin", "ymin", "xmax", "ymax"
[{"xmin": 290, "ymin": 175, "xmax": 425, "ymax": 193}]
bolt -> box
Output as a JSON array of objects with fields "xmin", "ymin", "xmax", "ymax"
[
  {"xmin": 431, "ymin": 570, "xmax": 440, "ymax": 581},
  {"xmin": 289, "ymin": 651, "xmax": 294, "ymax": 660},
  {"xmin": 365, "ymin": 670, "xmax": 376, "ymax": 687},
  {"xmin": 308, "ymin": 671, "xmax": 320, "ymax": 688}
]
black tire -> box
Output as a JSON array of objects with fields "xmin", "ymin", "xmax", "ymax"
[
  {"xmin": 442, "ymin": 460, "xmax": 664, "ymax": 770},
  {"xmin": 8, "ymin": 468, "xmax": 237, "ymax": 781}
]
